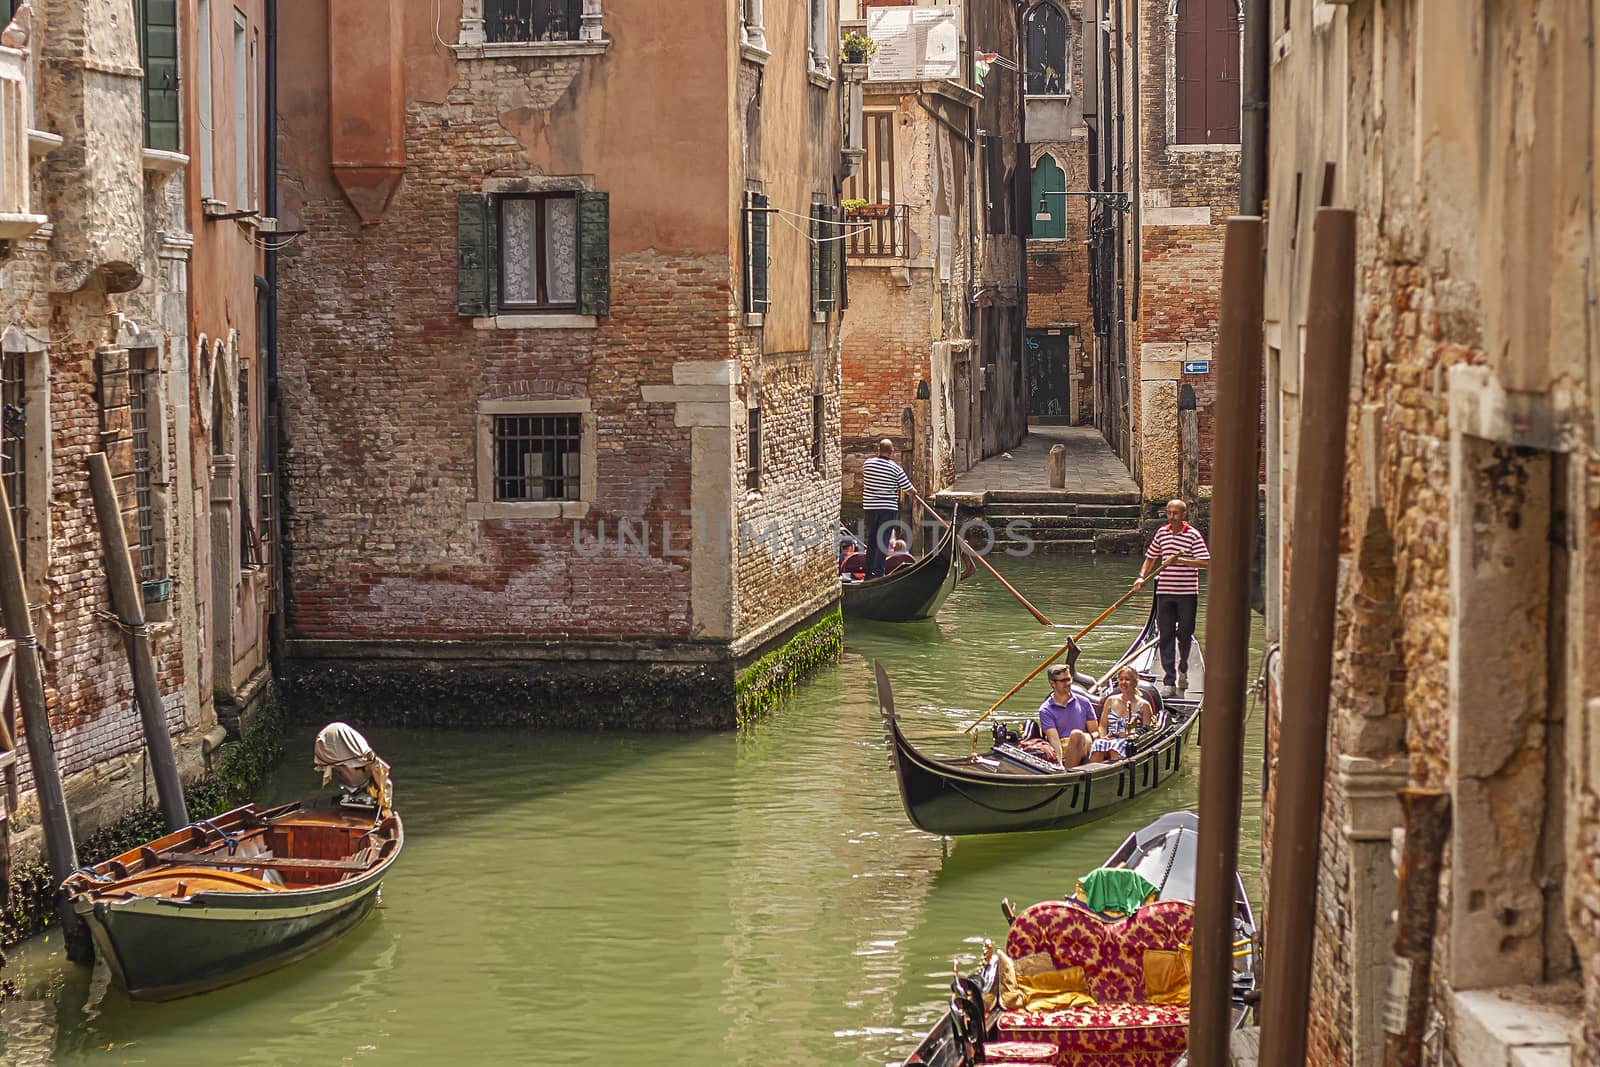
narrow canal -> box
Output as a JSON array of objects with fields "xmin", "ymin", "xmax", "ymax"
[{"xmin": 0, "ymin": 555, "xmax": 1265, "ymax": 1066}]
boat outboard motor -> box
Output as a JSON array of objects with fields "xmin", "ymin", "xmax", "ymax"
[{"xmin": 313, "ymin": 722, "xmax": 393, "ymax": 818}]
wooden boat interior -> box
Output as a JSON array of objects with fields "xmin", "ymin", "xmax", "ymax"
[{"xmin": 73, "ymin": 803, "xmax": 401, "ymax": 899}]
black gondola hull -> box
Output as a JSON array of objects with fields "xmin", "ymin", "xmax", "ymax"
[
  {"xmin": 841, "ymin": 523, "xmax": 960, "ymax": 622},
  {"xmin": 884, "ymin": 704, "xmax": 1198, "ymax": 836}
]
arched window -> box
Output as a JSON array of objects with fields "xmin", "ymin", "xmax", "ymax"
[
  {"xmin": 1024, "ymin": 3, "xmax": 1068, "ymax": 97},
  {"xmin": 1174, "ymin": 0, "xmax": 1240, "ymax": 144},
  {"xmin": 1030, "ymin": 154, "xmax": 1067, "ymax": 239}
]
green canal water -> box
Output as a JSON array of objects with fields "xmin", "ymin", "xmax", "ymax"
[{"xmin": 0, "ymin": 555, "xmax": 1265, "ymax": 1067}]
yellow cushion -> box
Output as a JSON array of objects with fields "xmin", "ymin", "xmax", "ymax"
[
  {"xmin": 1013, "ymin": 950, "xmax": 1055, "ymax": 977},
  {"xmin": 1143, "ymin": 945, "xmax": 1192, "ymax": 1006},
  {"xmin": 1017, "ymin": 967, "xmax": 1096, "ymax": 1011}
]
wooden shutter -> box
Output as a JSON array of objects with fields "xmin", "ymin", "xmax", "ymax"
[
  {"xmin": 1206, "ymin": 0, "xmax": 1241, "ymax": 143},
  {"xmin": 1174, "ymin": 0, "xmax": 1205, "ymax": 144},
  {"xmin": 818, "ymin": 206, "xmax": 837, "ymax": 313},
  {"xmin": 139, "ymin": 0, "xmax": 180, "ymax": 151},
  {"xmin": 457, "ymin": 193, "xmax": 495, "ymax": 317},
  {"xmin": 745, "ymin": 192, "xmax": 770, "ymax": 314},
  {"xmin": 576, "ymin": 190, "xmax": 611, "ymax": 316}
]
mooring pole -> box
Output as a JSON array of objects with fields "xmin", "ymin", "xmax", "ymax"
[
  {"xmin": 0, "ymin": 481, "xmax": 85, "ymax": 953},
  {"xmin": 1257, "ymin": 207, "xmax": 1358, "ymax": 1064},
  {"xmin": 87, "ymin": 453, "xmax": 189, "ymax": 831},
  {"xmin": 1188, "ymin": 216, "xmax": 1265, "ymax": 1067}
]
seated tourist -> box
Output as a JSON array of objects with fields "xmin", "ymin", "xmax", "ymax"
[
  {"xmin": 883, "ymin": 532, "xmax": 916, "ymax": 575},
  {"xmin": 1039, "ymin": 663, "xmax": 1098, "ymax": 767},
  {"xmin": 1089, "ymin": 666, "xmax": 1155, "ymax": 763}
]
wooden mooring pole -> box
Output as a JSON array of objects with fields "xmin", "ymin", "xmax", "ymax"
[
  {"xmin": 1383, "ymin": 790, "xmax": 1451, "ymax": 1066},
  {"xmin": 0, "ymin": 480, "xmax": 86, "ymax": 955},
  {"xmin": 87, "ymin": 453, "xmax": 188, "ymax": 831},
  {"xmin": 1188, "ymin": 216, "xmax": 1264, "ymax": 1067},
  {"xmin": 1257, "ymin": 207, "xmax": 1358, "ymax": 1065}
]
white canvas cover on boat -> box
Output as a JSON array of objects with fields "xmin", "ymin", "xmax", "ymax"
[{"xmin": 313, "ymin": 722, "xmax": 392, "ymax": 816}]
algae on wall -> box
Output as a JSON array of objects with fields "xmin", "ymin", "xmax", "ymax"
[{"xmin": 734, "ymin": 608, "xmax": 843, "ymax": 730}]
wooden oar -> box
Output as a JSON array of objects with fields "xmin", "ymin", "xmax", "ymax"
[
  {"xmin": 908, "ymin": 492, "xmax": 1054, "ymax": 627},
  {"xmin": 1090, "ymin": 633, "xmax": 1161, "ymax": 690},
  {"xmin": 962, "ymin": 555, "xmax": 1177, "ymax": 736}
]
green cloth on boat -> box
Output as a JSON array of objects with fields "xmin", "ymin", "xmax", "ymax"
[{"xmin": 1075, "ymin": 867, "xmax": 1160, "ymax": 917}]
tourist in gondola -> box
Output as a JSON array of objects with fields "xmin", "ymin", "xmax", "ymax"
[
  {"xmin": 1038, "ymin": 663, "xmax": 1098, "ymax": 767},
  {"xmin": 1088, "ymin": 666, "xmax": 1155, "ymax": 763},
  {"xmin": 1132, "ymin": 497, "xmax": 1210, "ymax": 697},
  {"xmin": 861, "ymin": 438, "xmax": 914, "ymax": 578}
]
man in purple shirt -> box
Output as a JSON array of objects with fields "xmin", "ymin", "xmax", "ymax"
[{"xmin": 1038, "ymin": 663, "xmax": 1098, "ymax": 767}]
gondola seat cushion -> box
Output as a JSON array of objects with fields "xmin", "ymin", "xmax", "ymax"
[
  {"xmin": 997, "ymin": 899, "xmax": 1195, "ymax": 1063},
  {"xmin": 979, "ymin": 1040, "xmax": 1058, "ymax": 1062}
]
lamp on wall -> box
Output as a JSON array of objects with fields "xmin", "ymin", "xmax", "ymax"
[{"xmin": 1035, "ymin": 189, "xmax": 1133, "ymax": 220}]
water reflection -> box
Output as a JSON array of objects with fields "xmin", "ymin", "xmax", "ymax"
[{"xmin": 0, "ymin": 555, "xmax": 1263, "ymax": 1065}]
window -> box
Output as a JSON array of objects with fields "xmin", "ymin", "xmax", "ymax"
[
  {"xmin": 470, "ymin": 399, "xmax": 595, "ymax": 519},
  {"xmin": 0, "ymin": 352, "xmax": 24, "ymax": 567},
  {"xmin": 484, "ymin": 0, "xmax": 581, "ymax": 43},
  {"xmin": 807, "ymin": 0, "xmax": 827, "ymax": 74},
  {"xmin": 232, "ymin": 11, "xmax": 247, "ymax": 208},
  {"xmin": 495, "ymin": 413, "xmax": 581, "ymax": 501},
  {"xmin": 1024, "ymin": 2, "xmax": 1069, "ymax": 96},
  {"xmin": 746, "ymin": 407, "xmax": 762, "ymax": 490},
  {"xmin": 456, "ymin": 189, "xmax": 610, "ymax": 318},
  {"xmin": 743, "ymin": 190, "xmax": 770, "ymax": 316},
  {"xmin": 250, "ymin": 29, "xmax": 259, "ymax": 208},
  {"xmin": 500, "ymin": 194, "xmax": 578, "ymax": 310},
  {"xmin": 1031, "ymin": 154, "xmax": 1067, "ymax": 238},
  {"xmin": 197, "ymin": 0, "xmax": 213, "ymax": 198},
  {"xmin": 128, "ymin": 351, "xmax": 158, "ymax": 580},
  {"xmin": 845, "ymin": 112, "xmax": 896, "ymax": 208},
  {"xmin": 135, "ymin": 0, "xmax": 180, "ymax": 151},
  {"xmin": 811, "ymin": 393, "xmax": 824, "ymax": 468},
  {"xmin": 811, "ymin": 203, "xmax": 838, "ymax": 316},
  {"xmin": 1175, "ymin": 0, "xmax": 1240, "ymax": 144}
]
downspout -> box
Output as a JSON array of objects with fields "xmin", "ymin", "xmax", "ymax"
[
  {"xmin": 1112, "ymin": 0, "xmax": 1129, "ymax": 464},
  {"xmin": 1015, "ymin": 0, "xmax": 1029, "ymax": 449},
  {"xmin": 264, "ymin": 0, "xmax": 285, "ymax": 668},
  {"xmin": 1128, "ymin": 0, "xmax": 1140, "ymax": 320},
  {"xmin": 965, "ymin": 0, "xmax": 979, "ymax": 467},
  {"xmin": 1240, "ymin": 0, "xmax": 1268, "ymax": 212}
]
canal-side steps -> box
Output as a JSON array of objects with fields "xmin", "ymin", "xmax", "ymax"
[{"xmin": 933, "ymin": 488, "xmax": 1145, "ymax": 555}]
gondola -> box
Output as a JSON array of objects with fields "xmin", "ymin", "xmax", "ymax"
[
  {"xmin": 61, "ymin": 724, "xmax": 403, "ymax": 1001},
  {"xmin": 878, "ymin": 606, "xmax": 1201, "ymax": 836},
  {"xmin": 841, "ymin": 513, "xmax": 963, "ymax": 622},
  {"xmin": 898, "ymin": 811, "xmax": 1257, "ymax": 1067}
]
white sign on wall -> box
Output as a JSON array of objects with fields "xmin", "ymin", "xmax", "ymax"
[{"xmin": 867, "ymin": 6, "xmax": 962, "ymax": 82}]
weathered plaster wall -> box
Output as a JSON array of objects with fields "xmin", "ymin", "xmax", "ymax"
[{"xmin": 1264, "ymin": 0, "xmax": 1600, "ymax": 1059}]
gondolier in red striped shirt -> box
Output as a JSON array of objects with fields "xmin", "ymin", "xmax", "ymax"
[{"xmin": 1132, "ymin": 499, "xmax": 1210, "ymax": 697}]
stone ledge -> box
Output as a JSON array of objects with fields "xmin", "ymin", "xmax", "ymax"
[
  {"xmin": 451, "ymin": 39, "xmax": 610, "ymax": 59},
  {"xmin": 467, "ymin": 499, "xmax": 591, "ymax": 520},
  {"xmin": 1451, "ymin": 983, "xmax": 1580, "ymax": 1067},
  {"xmin": 472, "ymin": 313, "xmax": 598, "ymax": 330}
]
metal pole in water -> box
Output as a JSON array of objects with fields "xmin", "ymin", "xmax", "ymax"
[{"xmin": 1188, "ymin": 215, "xmax": 1265, "ymax": 1067}]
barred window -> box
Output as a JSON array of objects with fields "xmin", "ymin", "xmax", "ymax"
[
  {"xmin": 494, "ymin": 414, "xmax": 582, "ymax": 502},
  {"xmin": 0, "ymin": 352, "xmax": 24, "ymax": 564},
  {"xmin": 129, "ymin": 352, "xmax": 158, "ymax": 580},
  {"xmin": 484, "ymin": 0, "xmax": 581, "ymax": 43},
  {"xmin": 746, "ymin": 407, "xmax": 762, "ymax": 490},
  {"xmin": 811, "ymin": 394, "xmax": 824, "ymax": 468}
]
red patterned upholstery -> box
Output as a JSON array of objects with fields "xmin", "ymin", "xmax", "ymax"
[
  {"xmin": 980, "ymin": 1040, "xmax": 1058, "ymax": 1062},
  {"xmin": 998, "ymin": 900, "xmax": 1194, "ymax": 1064}
]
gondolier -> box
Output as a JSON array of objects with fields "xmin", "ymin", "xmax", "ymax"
[
  {"xmin": 861, "ymin": 439, "xmax": 913, "ymax": 579},
  {"xmin": 1133, "ymin": 498, "xmax": 1210, "ymax": 697}
]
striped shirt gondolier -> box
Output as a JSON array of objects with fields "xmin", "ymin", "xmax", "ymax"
[
  {"xmin": 1144, "ymin": 523, "xmax": 1210, "ymax": 595},
  {"xmin": 862, "ymin": 455, "xmax": 913, "ymax": 510}
]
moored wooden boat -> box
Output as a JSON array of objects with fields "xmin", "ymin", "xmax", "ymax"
[
  {"xmin": 878, "ymin": 608, "xmax": 1202, "ymax": 836},
  {"xmin": 842, "ymin": 516, "xmax": 962, "ymax": 622},
  {"xmin": 62, "ymin": 724, "xmax": 402, "ymax": 1001},
  {"xmin": 897, "ymin": 811, "xmax": 1257, "ymax": 1067}
]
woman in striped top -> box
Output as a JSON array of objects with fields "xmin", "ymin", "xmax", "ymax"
[{"xmin": 1132, "ymin": 499, "xmax": 1210, "ymax": 697}]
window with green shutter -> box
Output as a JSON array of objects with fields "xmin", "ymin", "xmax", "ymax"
[
  {"xmin": 137, "ymin": 0, "xmax": 180, "ymax": 151},
  {"xmin": 812, "ymin": 203, "xmax": 837, "ymax": 315},
  {"xmin": 457, "ymin": 188, "xmax": 609, "ymax": 318},
  {"xmin": 744, "ymin": 191, "xmax": 770, "ymax": 316}
]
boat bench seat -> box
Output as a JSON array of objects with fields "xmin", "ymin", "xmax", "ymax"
[{"xmin": 996, "ymin": 899, "xmax": 1194, "ymax": 1066}]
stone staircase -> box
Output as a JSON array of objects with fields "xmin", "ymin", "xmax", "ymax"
[{"xmin": 935, "ymin": 488, "xmax": 1145, "ymax": 555}]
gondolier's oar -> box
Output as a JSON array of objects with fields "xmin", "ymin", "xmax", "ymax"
[
  {"xmin": 1090, "ymin": 633, "xmax": 1162, "ymax": 690},
  {"xmin": 908, "ymin": 492, "xmax": 1054, "ymax": 627},
  {"xmin": 962, "ymin": 555, "xmax": 1178, "ymax": 736}
]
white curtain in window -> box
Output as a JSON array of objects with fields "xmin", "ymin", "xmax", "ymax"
[
  {"xmin": 544, "ymin": 196, "xmax": 578, "ymax": 305},
  {"xmin": 502, "ymin": 198, "xmax": 540, "ymax": 305}
]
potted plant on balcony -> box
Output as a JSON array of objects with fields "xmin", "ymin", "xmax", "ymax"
[
  {"xmin": 844, "ymin": 198, "xmax": 892, "ymax": 219},
  {"xmin": 840, "ymin": 30, "xmax": 877, "ymax": 65}
]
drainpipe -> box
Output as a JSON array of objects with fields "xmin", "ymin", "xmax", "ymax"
[
  {"xmin": 1128, "ymin": 0, "xmax": 1140, "ymax": 319},
  {"xmin": 965, "ymin": 0, "xmax": 979, "ymax": 466},
  {"xmin": 264, "ymin": 0, "xmax": 285, "ymax": 667},
  {"xmin": 1240, "ymin": 0, "xmax": 1268, "ymax": 212}
]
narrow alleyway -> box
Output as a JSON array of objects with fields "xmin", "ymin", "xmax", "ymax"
[{"xmin": 941, "ymin": 425, "xmax": 1139, "ymax": 500}]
